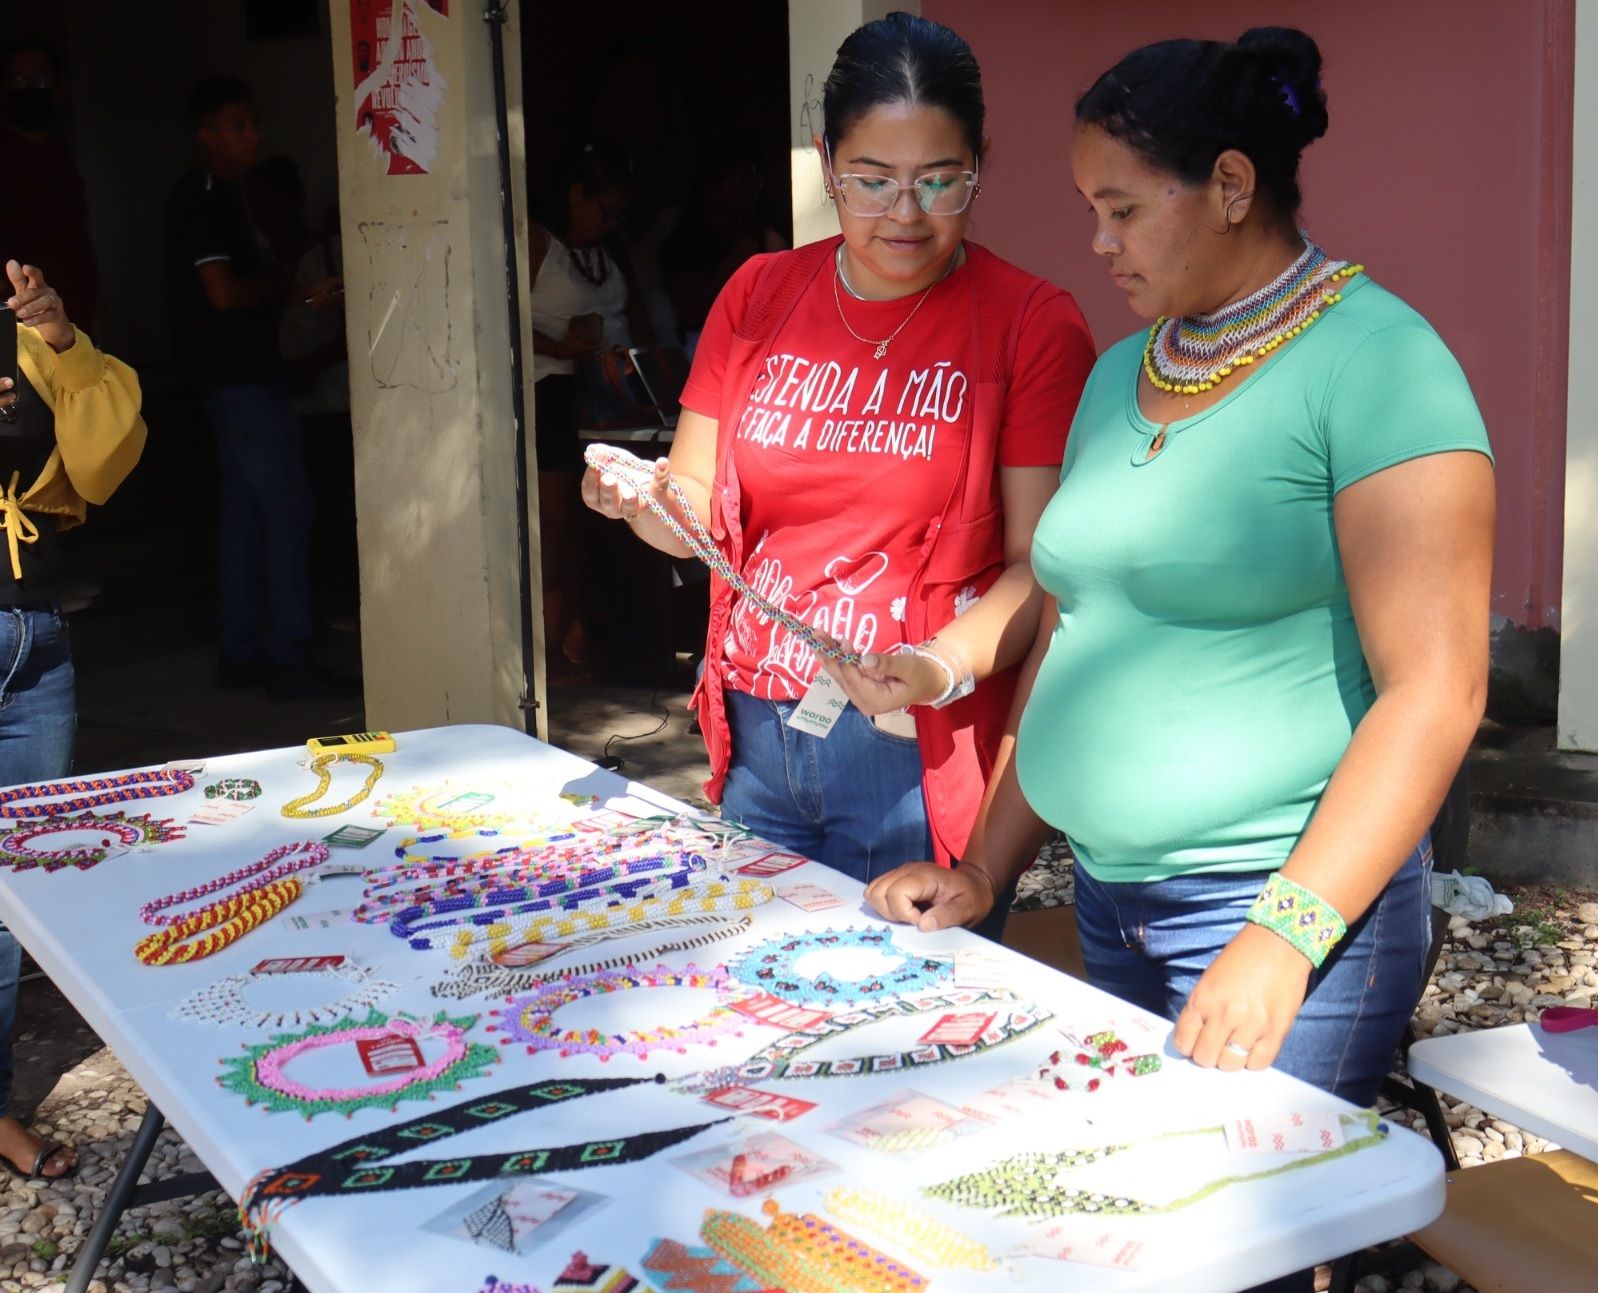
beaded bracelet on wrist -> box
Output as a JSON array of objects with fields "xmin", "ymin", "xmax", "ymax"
[
  {"xmin": 0, "ymin": 768, "xmax": 196, "ymax": 819},
  {"xmin": 1245, "ymin": 871, "xmax": 1348, "ymax": 968},
  {"xmin": 0, "ymin": 810, "xmax": 186, "ymax": 873}
]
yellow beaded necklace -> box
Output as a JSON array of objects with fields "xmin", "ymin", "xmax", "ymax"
[{"xmin": 280, "ymin": 753, "xmax": 386, "ymax": 819}]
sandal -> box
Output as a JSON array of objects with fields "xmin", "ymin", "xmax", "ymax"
[{"xmin": 0, "ymin": 1138, "xmax": 77, "ymax": 1180}]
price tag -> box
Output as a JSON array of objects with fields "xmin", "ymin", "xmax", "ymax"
[
  {"xmin": 729, "ymin": 994, "xmax": 832, "ymax": 1031},
  {"xmin": 323, "ymin": 824, "xmax": 386, "ymax": 849},
  {"xmin": 701, "ymin": 1086, "xmax": 817, "ymax": 1122},
  {"xmin": 918, "ymin": 1011, "xmax": 996, "ymax": 1046},
  {"xmin": 188, "ymin": 800, "xmax": 254, "ymax": 826},
  {"xmin": 489, "ymin": 940, "xmax": 571, "ymax": 968},
  {"xmin": 1226, "ymin": 1111, "xmax": 1345, "ymax": 1154},
  {"xmin": 777, "ymin": 882, "xmax": 847, "ymax": 912},
  {"xmin": 786, "ymin": 669, "xmax": 848, "ymax": 738},
  {"xmin": 1023, "ymin": 1222, "xmax": 1145, "ymax": 1269},
  {"xmin": 357, "ymin": 1034, "xmax": 424, "ymax": 1076},
  {"xmin": 252, "ymin": 955, "xmax": 348, "ymax": 975},
  {"xmin": 736, "ymin": 851, "xmax": 808, "ymax": 878}
]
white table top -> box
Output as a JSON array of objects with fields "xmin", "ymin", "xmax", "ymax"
[
  {"xmin": 1408, "ymin": 1022, "xmax": 1598, "ymax": 1160},
  {"xmin": 0, "ymin": 724, "xmax": 1444, "ymax": 1293}
]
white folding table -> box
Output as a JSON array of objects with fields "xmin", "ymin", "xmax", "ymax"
[{"xmin": 0, "ymin": 724, "xmax": 1445, "ymax": 1292}]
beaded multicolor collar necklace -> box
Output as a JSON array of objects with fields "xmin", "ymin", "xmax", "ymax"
[
  {"xmin": 1143, "ymin": 238, "xmax": 1363, "ymax": 395},
  {"xmin": 0, "ymin": 769, "xmax": 195, "ymax": 818},
  {"xmin": 0, "ymin": 811, "xmax": 185, "ymax": 873}
]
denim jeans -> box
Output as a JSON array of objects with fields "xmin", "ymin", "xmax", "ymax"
[
  {"xmin": 1074, "ymin": 837, "xmax": 1433, "ymax": 1106},
  {"xmin": 0, "ymin": 604, "xmax": 76, "ymax": 1116},
  {"xmin": 201, "ymin": 382, "xmax": 314, "ymax": 669}
]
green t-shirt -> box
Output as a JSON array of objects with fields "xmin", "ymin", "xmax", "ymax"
[{"xmin": 1018, "ymin": 276, "xmax": 1493, "ymax": 882}]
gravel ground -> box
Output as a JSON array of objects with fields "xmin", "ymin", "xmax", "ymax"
[{"xmin": 3, "ymin": 857, "xmax": 1590, "ymax": 1293}]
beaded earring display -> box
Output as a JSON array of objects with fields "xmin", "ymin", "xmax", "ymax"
[
  {"xmin": 487, "ymin": 964, "xmax": 747, "ymax": 1062},
  {"xmin": 701, "ymin": 1197, "xmax": 928, "ymax": 1293},
  {"xmin": 239, "ymin": 1075, "xmax": 730, "ymax": 1259},
  {"xmin": 0, "ymin": 768, "xmax": 196, "ymax": 818},
  {"xmin": 685, "ymin": 989, "xmax": 1050, "ymax": 1090},
  {"xmin": 432, "ymin": 915, "xmax": 752, "ymax": 1000},
  {"xmin": 727, "ymin": 928, "xmax": 952, "ymax": 1006},
  {"xmin": 0, "ymin": 811, "xmax": 185, "ymax": 873},
  {"xmin": 923, "ymin": 1110, "xmax": 1388, "ymax": 1219},
  {"xmin": 217, "ymin": 1008, "xmax": 500, "ymax": 1119},
  {"xmin": 174, "ymin": 963, "xmax": 400, "ymax": 1030},
  {"xmin": 822, "ymin": 1188, "xmax": 1001, "ymax": 1272}
]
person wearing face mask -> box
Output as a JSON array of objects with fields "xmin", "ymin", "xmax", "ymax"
[
  {"xmin": 584, "ymin": 13, "xmax": 1096, "ymax": 912},
  {"xmin": 866, "ymin": 26, "xmax": 1494, "ymax": 1151},
  {"xmin": 0, "ymin": 41, "xmax": 100, "ymax": 335}
]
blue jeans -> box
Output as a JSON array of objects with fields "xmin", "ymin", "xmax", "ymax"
[
  {"xmin": 721, "ymin": 690, "xmax": 932, "ymax": 885},
  {"xmin": 1074, "ymin": 838, "xmax": 1433, "ymax": 1106},
  {"xmin": 201, "ymin": 382, "xmax": 314, "ymax": 668},
  {"xmin": 0, "ymin": 604, "xmax": 76, "ymax": 1116}
]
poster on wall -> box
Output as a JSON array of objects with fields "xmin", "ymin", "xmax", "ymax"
[{"xmin": 350, "ymin": 0, "xmax": 449, "ymax": 175}]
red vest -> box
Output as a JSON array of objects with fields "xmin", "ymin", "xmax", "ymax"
[{"xmin": 692, "ymin": 236, "xmax": 1058, "ymax": 865}]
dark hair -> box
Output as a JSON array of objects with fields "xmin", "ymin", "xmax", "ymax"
[
  {"xmin": 823, "ymin": 11, "xmax": 984, "ymax": 159},
  {"xmin": 2, "ymin": 38, "xmax": 60, "ymax": 78},
  {"xmin": 189, "ymin": 76, "xmax": 253, "ymax": 126},
  {"xmin": 1075, "ymin": 27, "xmax": 1328, "ymax": 220},
  {"xmin": 530, "ymin": 141, "xmax": 633, "ymax": 231}
]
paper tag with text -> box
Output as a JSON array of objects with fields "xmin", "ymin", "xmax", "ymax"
[
  {"xmin": 188, "ymin": 800, "xmax": 255, "ymax": 826},
  {"xmin": 1023, "ymin": 1223, "xmax": 1145, "ymax": 1269},
  {"xmin": 777, "ymin": 882, "xmax": 847, "ymax": 912},
  {"xmin": 1227, "ymin": 1111, "xmax": 1345, "ymax": 1154},
  {"xmin": 737, "ymin": 851, "xmax": 808, "ymax": 879},
  {"xmin": 357, "ymin": 1033, "xmax": 424, "ymax": 1076},
  {"xmin": 701, "ymin": 1085, "xmax": 817, "ymax": 1122},
  {"xmin": 918, "ymin": 1011, "xmax": 997, "ymax": 1046},
  {"xmin": 786, "ymin": 669, "xmax": 848, "ymax": 739},
  {"xmin": 283, "ymin": 909, "xmax": 351, "ymax": 933},
  {"xmin": 323, "ymin": 824, "xmax": 386, "ymax": 849},
  {"xmin": 489, "ymin": 940, "xmax": 572, "ymax": 968},
  {"xmin": 252, "ymin": 955, "xmax": 348, "ymax": 975},
  {"xmin": 729, "ymin": 994, "xmax": 832, "ymax": 1031},
  {"xmin": 954, "ymin": 948, "xmax": 1011, "ymax": 991}
]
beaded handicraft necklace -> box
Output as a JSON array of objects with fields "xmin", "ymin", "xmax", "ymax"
[
  {"xmin": 700, "ymin": 1196, "xmax": 928, "ymax": 1293},
  {"xmin": 486, "ymin": 963, "xmax": 747, "ymax": 1062},
  {"xmin": 204, "ymin": 778, "xmax": 263, "ymax": 801},
  {"xmin": 0, "ymin": 810, "xmax": 185, "ymax": 873},
  {"xmin": 371, "ymin": 783, "xmax": 523, "ymax": 831},
  {"xmin": 1143, "ymin": 238, "xmax": 1363, "ymax": 397},
  {"xmin": 134, "ymin": 841, "xmax": 331, "ymax": 965},
  {"xmin": 240, "ymin": 1074, "xmax": 730, "ymax": 1259},
  {"xmin": 0, "ymin": 768, "xmax": 195, "ymax": 818},
  {"xmin": 174, "ymin": 963, "xmax": 399, "ymax": 1030},
  {"xmin": 823, "ymin": 1187, "xmax": 1001, "ymax": 1273},
  {"xmin": 280, "ymin": 753, "xmax": 385, "ymax": 819},
  {"xmin": 727, "ymin": 927, "xmax": 952, "ymax": 1006},
  {"xmin": 923, "ymin": 1109, "xmax": 1388, "ymax": 1219},
  {"xmin": 218, "ymin": 1008, "xmax": 500, "ymax": 1119},
  {"xmin": 686, "ymin": 989, "xmax": 1049, "ymax": 1090},
  {"xmin": 432, "ymin": 915, "xmax": 753, "ymax": 1000},
  {"xmin": 584, "ymin": 443, "xmax": 863, "ymax": 667}
]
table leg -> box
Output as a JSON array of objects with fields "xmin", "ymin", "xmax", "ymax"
[{"xmin": 64, "ymin": 1104, "xmax": 220, "ymax": 1293}]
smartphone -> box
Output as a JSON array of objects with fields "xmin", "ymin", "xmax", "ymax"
[
  {"xmin": 0, "ymin": 306, "xmax": 16, "ymax": 422},
  {"xmin": 306, "ymin": 730, "xmax": 396, "ymax": 755}
]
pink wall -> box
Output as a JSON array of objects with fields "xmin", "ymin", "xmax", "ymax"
[{"xmin": 924, "ymin": 0, "xmax": 1574, "ymax": 630}]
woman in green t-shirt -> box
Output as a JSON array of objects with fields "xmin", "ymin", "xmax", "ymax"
[{"xmin": 864, "ymin": 27, "xmax": 1495, "ymax": 1108}]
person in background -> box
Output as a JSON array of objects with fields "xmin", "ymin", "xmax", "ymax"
[
  {"xmin": 585, "ymin": 13, "xmax": 1096, "ymax": 916},
  {"xmin": 0, "ymin": 259, "xmax": 145, "ymax": 1180},
  {"xmin": 164, "ymin": 78, "xmax": 349, "ymax": 701},
  {"xmin": 529, "ymin": 142, "xmax": 647, "ymax": 682},
  {"xmin": 865, "ymin": 28, "xmax": 1495, "ymax": 1217},
  {"xmin": 0, "ymin": 41, "xmax": 100, "ymax": 336}
]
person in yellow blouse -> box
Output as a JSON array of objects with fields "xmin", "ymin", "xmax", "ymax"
[{"xmin": 0, "ymin": 258, "xmax": 145, "ymax": 1179}]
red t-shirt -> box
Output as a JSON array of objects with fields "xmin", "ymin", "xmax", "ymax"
[{"xmin": 682, "ymin": 249, "xmax": 1095, "ymax": 700}]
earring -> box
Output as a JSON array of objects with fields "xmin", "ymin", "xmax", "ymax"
[
  {"xmin": 972, "ymin": 182, "xmax": 983, "ymax": 198},
  {"xmin": 823, "ymin": 183, "xmax": 834, "ymax": 201}
]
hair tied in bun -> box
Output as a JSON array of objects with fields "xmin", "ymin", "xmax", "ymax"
[{"xmin": 1274, "ymin": 76, "xmax": 1302, "ymax": 117}]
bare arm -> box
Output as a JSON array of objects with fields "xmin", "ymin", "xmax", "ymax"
[{"xmin": 1174, "ymin": 449, "xmax": 1495, "ymax": 1071}]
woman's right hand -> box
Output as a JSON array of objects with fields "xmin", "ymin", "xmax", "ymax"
[
  {"xmin": 557, "ymin": 313, "xmax": 605, "ymax": 359},
  {"xmin": 864, "ymin": 862, "xmax": 997, "ymax": 933},
  {"xmin": 581, "ymin": 455, "xmax": 672, "ymax": 522}
]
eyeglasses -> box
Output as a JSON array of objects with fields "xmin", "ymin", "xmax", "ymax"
[{"xmin": 825, "ymin": 143, "xmax": 980, "ymax": 217}]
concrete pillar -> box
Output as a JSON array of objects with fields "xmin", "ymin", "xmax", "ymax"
[
  {"xmin": 789, "ymin": 0, "xmax": 921, "ymax": 246},
  {"xmin": 328, "ymin": 0, "xmax": 543, "ymax": 736},
  {"xmin": 1559, "ymin": 0, "xmax": 1598, "ymax": 751}
]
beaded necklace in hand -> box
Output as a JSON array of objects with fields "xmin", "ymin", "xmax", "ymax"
[
  {"xmin": 445, "ymin": 876, "xmax": 774, "ymax": 961},
  {"xmin": 924, "ymin": 1109, "xmax": 1387, "ymax": 1219},
  {"xmin": 280, "ymin": 753, "xmax": 385, "ymax": 819},
  {"xmin": 1144, "ymin": 238, "xmax": 1364, "ymax": 395},
  {"xmin": 139, "ymin": 841, "xmax": 331, "ymax": 927},
  {"xmin": 584, "ymin": 444, "xmax": 862, "ymax": 666},
  {"xmin": 0, "ymin": 768, "xmax": 195, "ymax": 819}
]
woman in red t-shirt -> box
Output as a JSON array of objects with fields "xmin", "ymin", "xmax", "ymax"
[{"xmin": 583, "ymin": 13, "xmax": 1094, "ymax": 912}]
